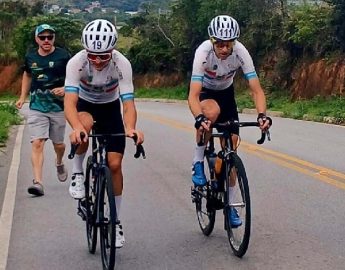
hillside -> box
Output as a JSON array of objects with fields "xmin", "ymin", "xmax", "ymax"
[{"xmin": 46, "ymin": 0, "xmax": 170, "ymax": 11}]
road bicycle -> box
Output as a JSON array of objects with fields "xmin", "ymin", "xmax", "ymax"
[
  {"xmin": 68, "ymin": 129, "xmax": 145, "ymax": 270},
  {"xmin": 191, "ymin": 119, "xmax": 271, "ymax": 257}
]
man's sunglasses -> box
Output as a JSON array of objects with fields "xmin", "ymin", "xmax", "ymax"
[
  {"xmin": 38, "ymin": 35, "xmax": 54, "ymax": 41},
  {"xmin": 87, "ymin": 52, "xmax": 112, "ymax": 62}
]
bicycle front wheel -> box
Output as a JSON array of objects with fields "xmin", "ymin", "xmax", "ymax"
[
  {"xmin": 85, "ymin": 155, "xmax": 97, "ymax": 254},
  {"xmin": 224, "ymin": 154, "xmax": 251, "ymax": 257},
  {"xmin": 99, "ymin": 166, "xmax": 117, "ymax": 270}
]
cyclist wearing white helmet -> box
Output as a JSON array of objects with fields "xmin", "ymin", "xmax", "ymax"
[
  {"xmin": 64, "ymin": 19, "xmax": 144, "ymax": 248},
  {"xmin": 188, "ymin": 15, "xmax": 271, "ymax": 227}
]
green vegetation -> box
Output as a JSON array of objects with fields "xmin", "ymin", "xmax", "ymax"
[
  {"xmin": 135, "ymin": 86, "xmax": 188, "ymax": 100},
  {"xmin": 136, "ymin": 85, "xmax": 345, "ymax": 125},
  {"xmin": 0, "ymin": 102, "xmax": 22, "ymax": 144},
  {"xmin": 1, "ymin": 83, "xmax": 345, "ymax": 145}
]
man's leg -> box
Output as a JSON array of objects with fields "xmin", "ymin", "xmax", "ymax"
[
  {"xmin": 49, "ymin": 111, "xmax": 68, "ymax": 182},
  {"xmin": 53, "ymin": 142, "xmax": 68, "ymax": 182},
  {"xmin": 27, "ymin": 138, "xmax": 46, "ymax": 196},
  {"xmin": 69, "ymin": 112, "xmax": 93, "ymax": 199},
  {"xmin": 107, "ymin": 152, "xmax": 124, "ymax": 216},
  {"xmin": 31, "ymin": 139, "xmax": 45, "ymax": 183},
  {"xmin": 53, "ymin": 143, "xmax": 65, "ymax": 165},
  {"xmin": 192, "ymin": 99, "xmax": 220, "ymax": 186},
  {"xmin": 108, "ymin": 152, "xmax": 125, "ymax": 248},
  {"xmin": 227, "ymin": 134, "xmax": 242, "ymax": 227}
]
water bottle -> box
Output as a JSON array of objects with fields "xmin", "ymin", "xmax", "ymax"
[
  {"xmin": 208, "ymin": 152, "xmax": 217, "ymax": 170},
  {"xmin": 214, "ymin": 156, "xmax": 223, "ymax": 179}
]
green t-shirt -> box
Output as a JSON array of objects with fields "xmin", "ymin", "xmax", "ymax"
[{"xmin": 24, "ymin": 47, "xmax": 70, "ymax": 112}]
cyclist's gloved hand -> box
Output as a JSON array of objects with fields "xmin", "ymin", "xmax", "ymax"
[
  {"xmin": 257, "ymin": 113, "xmax": 272, "ymax": 130},
  {"xmin": 126, "ymin": 128, "xmax": 144, "ymax": 145},
  {"xmin": 194, "ymin": 114, "xmax": 209, "ymax": 130},
  {"xmin": 70, "ymin": 126, "xmax": 88, "ymax": 144}
]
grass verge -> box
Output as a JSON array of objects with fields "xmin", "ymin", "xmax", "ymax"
[
  {"xmin": 0, "ymin": 102, "xmax": 22, "ymax": 144},
  {"xmin": 136, "ymin": 85, "xmax": 345, "ymax": 125}
]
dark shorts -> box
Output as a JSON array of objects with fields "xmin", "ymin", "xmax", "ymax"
[
  {"xmin": 200, "ymin": 84, "xmax": 239, "ymax": 135},
  {"xmin": 77, "ymin": 98, "xmax": 125, "ymax": 154}
]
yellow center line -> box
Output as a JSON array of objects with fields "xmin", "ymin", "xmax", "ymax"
[
  {"xmin": 242, "ymin": 147, "xmax": 345, "ymax": 190},
  {"xmin": 241, "ymin": 142, "xmax": 345, "ymax": 180},
  {"xmin": 140, "ymin": 111, "xmax": 345, "ymax": 190}
]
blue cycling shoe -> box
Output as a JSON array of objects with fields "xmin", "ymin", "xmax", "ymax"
[
  {"xmin": 228, "ymin": 207, "xmax": 242, "ymax": 228},
  {"xmin": 192, "ymin": 161, "xmax": 207, "ymax": 186}
]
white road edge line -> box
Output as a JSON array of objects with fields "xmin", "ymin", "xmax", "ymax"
[{"xmin": 0, "ymin": 125, "xmax": 24, "ymax": 270}]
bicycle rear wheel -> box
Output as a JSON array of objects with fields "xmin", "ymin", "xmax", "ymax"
[
  {"xmin": 85, "ymin": 155, "xmax": 97, "ymax": 254},
  {"xmin": 224, "ymin": 154, "xmax": 251, "ymax": 257},
  {"xmin": 99, "ymin": 166, "xmax": 116, "ymax": 270}
]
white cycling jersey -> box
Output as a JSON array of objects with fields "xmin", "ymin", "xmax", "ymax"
[
  {"xmin": 191, "ymin": 40, "xmax": 257, "ymax": 90},
  {"xmin": 65, "ymin": 49, "xmax": 134, "ymax": 104}
]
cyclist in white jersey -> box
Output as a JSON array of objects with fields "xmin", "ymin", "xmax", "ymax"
[
  {"xmin": 188, "ymin": 15, "xmax": 271, "ymax": 227},
  {"xmin": 64, "ymin": 19, "xmax": 144, "ymax": 248}
]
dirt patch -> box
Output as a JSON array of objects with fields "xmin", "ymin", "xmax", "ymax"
[
  {"xmin": 291, "ymin": 59, "xmax": 345, "ymax": 99},
  {"xmin": 0, "ymin": 63, "xmax": 21, "ymax": 95},
  {"xmin": 2, "ymin": 59, "xmax": 345, "ymax": 98}
]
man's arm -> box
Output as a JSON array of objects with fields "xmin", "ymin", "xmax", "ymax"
[
  {"xmin": 248, "ymin": 78, "xmax": 266, "ymax": 114},
  {"xmin": 122, "ymin": 99, "xmax": 137, "ymax": 132},
  {"xmin": 188, "ymin": 81, "xmax": 203, "ymax": 118},
  {"xmin": 122, "ymin": 100, "xmax": 144, "ymax": 144},
  {"xmin": 15, "ymin": 71, "xmax": 31, "ymax": 109},
  {"xmin": 248, "ymin": 78, "xmax": 271, "ymax": 129}
]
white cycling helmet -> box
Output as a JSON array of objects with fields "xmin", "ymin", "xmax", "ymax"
[
  {"xmin": 208, "ymin": 15, "xmax": 240, "ymax": 41},
  {"xmin": 81, "ymin": 19, "xmax": 118, "ymax": 53}
]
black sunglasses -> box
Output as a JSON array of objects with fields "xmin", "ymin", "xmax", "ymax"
[{"xmin": 38, "ymin": 35, "xmax": 54, "ymax": 41}]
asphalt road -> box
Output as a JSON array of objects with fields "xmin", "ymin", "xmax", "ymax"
[{"xmin": 1, "ymin": 101, "xmax": 345, "ymax": 270}]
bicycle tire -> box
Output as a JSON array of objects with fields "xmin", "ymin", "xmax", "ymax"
[
  {"xmin": 85, "ymin": 155, "xmax": 97, "ymax": 254},
  {"xmin": 194, "ymin": 153, "xmax": 217, "ymax": 236},
  {"xmin": 194, "ymin": 183, "xmax": 216, "ymax": 236},
  {"xmin": 99, "ymin": 166, "xmax": 117, "ymax": 270},
  {"xmin": 224, "ymin": 153, "xmax": 251, "ymax": 257}
]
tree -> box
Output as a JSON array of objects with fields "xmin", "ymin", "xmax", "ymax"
[
  {"xmin": 286, "ymin": 3, "xmax": 334, "ymax": 56},
  {"xmin": 325, "ymin": 0, "xmax": 345, "ymax": 51},
  {"xmin": 13, "ymin": 15, "xmax": 84, "ymax": 60},
  {"xmin": 0, "ymin": 1, "xmax": 30, "ymax": 62}
]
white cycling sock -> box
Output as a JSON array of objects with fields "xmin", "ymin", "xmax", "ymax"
[
  {"xmin": 115, "ymin": 195, "xmax": 122, "ymax": 220},
  {"xmin": 193, "ymin": 145, "xmax": 206, "ymax": 164},
  {"xmin": 228, "ymin": 186, "xmax": 236, "ymax": 204},
  {"xmin": 72, "ymin": 152, "xmax": 86, "ymax": 174}
]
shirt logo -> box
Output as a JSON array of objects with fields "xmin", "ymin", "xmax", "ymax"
[
  {"xmin": 37, "ymin": 74, "xmax": 48, "ymax": 81},
  {"xmin": 49, "ymin": 61, "xmax": 54, "ymax": 68}
]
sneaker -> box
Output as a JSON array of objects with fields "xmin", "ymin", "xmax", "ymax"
[
  {"xmin": 69, "ymin": 173, "xmax": 85, "ymax": 199},
  {"xmin": 191, "ymin": 161, "xmax": 207, "ymax": 186},
  {"xmin": 56, "ymin": 161, "xmax": 68, "ymax": 182},
  {"xmin": 115, "ymin": 221, "xmax": 125, "ymax": 248},
  {"xmin": 28, "ymin": 180, "xmax": 44, "ymax": 196},
  {"xmin": 228, "ymin": 207, "xmax": 242, "ymax": 228}
]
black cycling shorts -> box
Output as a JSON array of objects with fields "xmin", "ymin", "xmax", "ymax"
[
  {"xmin": 199, "ymin": 84, "xmax": 239, "ymax": 135},
  {"xmin": 77, "ymin": 98, "xmax": 126, "ymax": 154}
]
